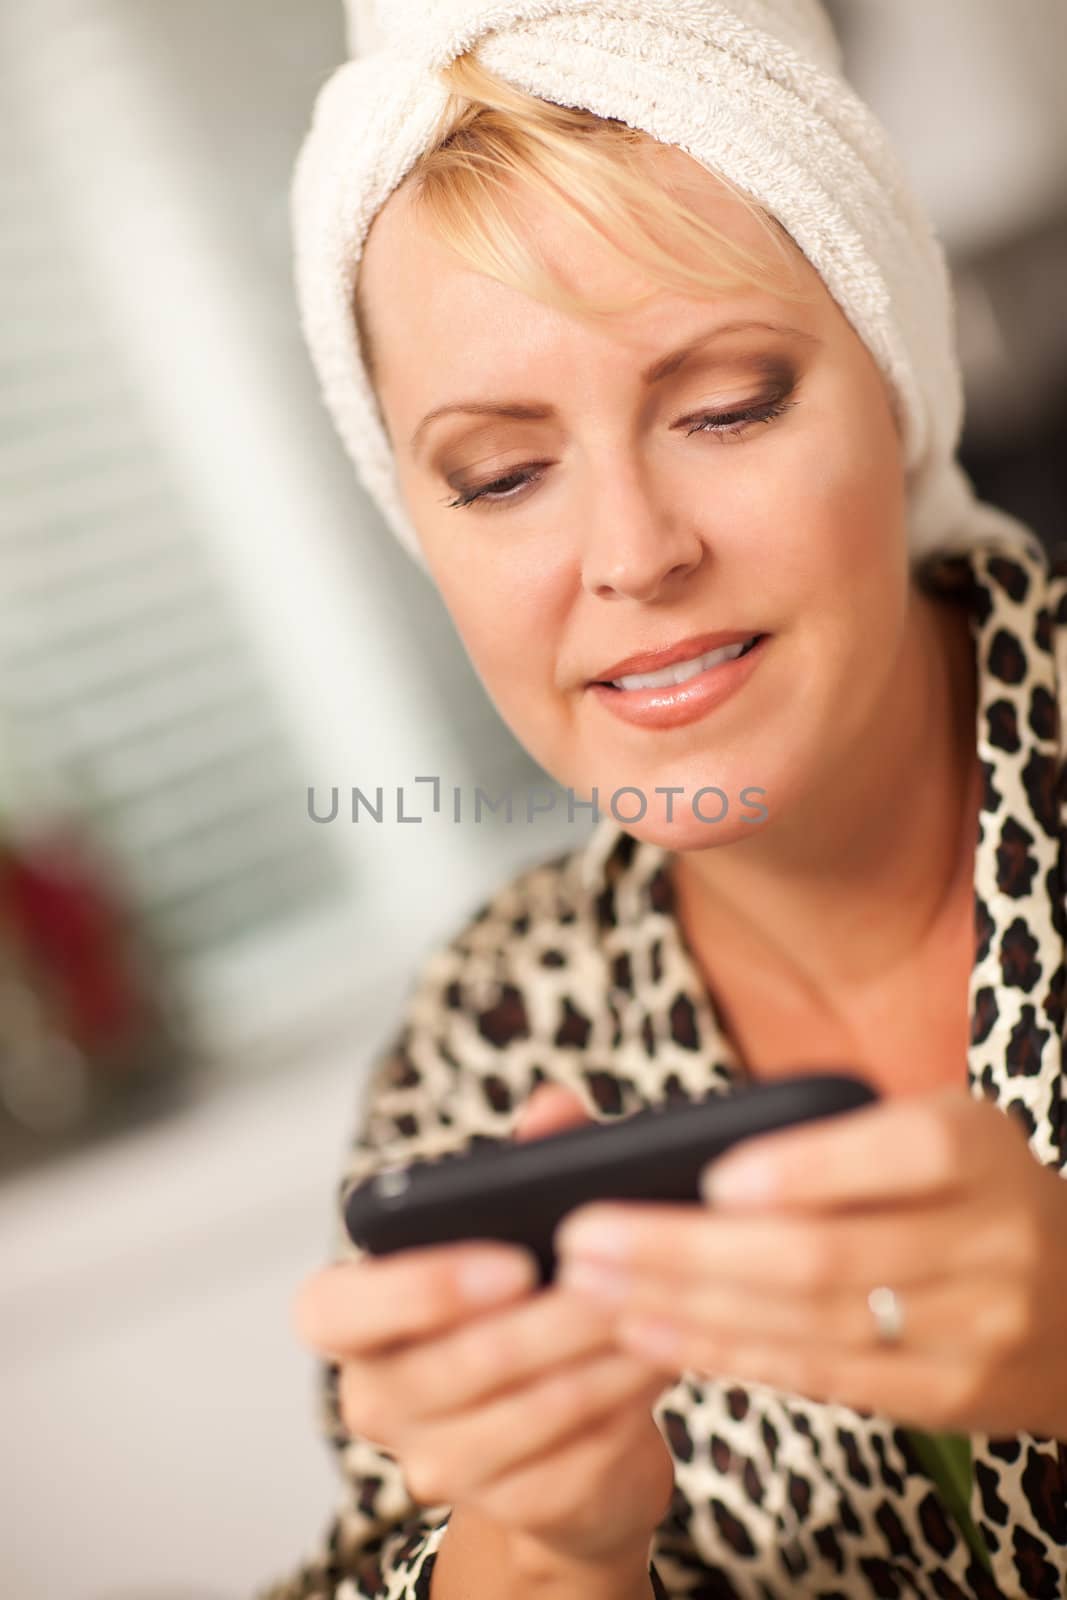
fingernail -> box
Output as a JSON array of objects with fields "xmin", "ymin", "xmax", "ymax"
[
  {"xmin": 703, "ymin": 1156, "xmax": 777, "ymax": 1205},
  {"xmin": 557, "ymin": 1213, "xmax": 631, "ymax": 1261},
  {"xmin": 459, "ymin": 1254, "xmax": 535, "ymax": 1301}
]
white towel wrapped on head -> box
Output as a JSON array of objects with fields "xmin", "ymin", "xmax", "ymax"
[{"xmin": 291, "ymin": 0, "xmax": 1037, "ymax": 572}]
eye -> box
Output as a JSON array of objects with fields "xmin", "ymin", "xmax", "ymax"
[
  {"xmin": 441, "ymin": 392, "xmax": 797, "ymax": 511},
  {"xmin": 683, "ymin": 395, "xmax": 796, "ymax": 440},
  {"xmin": 442, "ymin": 463, "xmax": 552, "ymax": 512}
]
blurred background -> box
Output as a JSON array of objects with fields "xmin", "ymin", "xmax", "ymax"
[{"xmin": 1, "ymin": 1, "xmax": 1065, "ymax": 1596}]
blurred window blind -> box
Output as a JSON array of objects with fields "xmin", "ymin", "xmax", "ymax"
[
  {"xmin": 0, "ymin": 4, "xmax": 366, "ymax": 1072},
  {"xmin": 0, "ymin": 225, "xmax": 343, "ymax": 959}
]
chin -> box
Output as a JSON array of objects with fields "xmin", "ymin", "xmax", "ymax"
[
  {"xmin": 612, "ymin": 809, "xmax": 769, "ymax": 855},
  {"xmin": 571, "ymin": 750, "xmax": 770, "ymax": 845}
]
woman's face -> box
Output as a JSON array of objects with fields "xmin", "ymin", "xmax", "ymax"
[{"xmin": 359, "ymin": 141, "xmax": 910, "ymax": 851}]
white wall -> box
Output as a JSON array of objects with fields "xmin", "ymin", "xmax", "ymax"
[
  {"xmin": 836, "ymin": 0, "xmax": 1067, "ymax": 254},
  {"xmin": 1, "ymin": 1031, "xmax": 393, "ymax": 1600}
]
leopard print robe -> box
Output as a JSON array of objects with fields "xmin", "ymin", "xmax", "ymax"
[{"xmin": 260, "ymin": 530, "xmax": 1067, "ymax": 1600}]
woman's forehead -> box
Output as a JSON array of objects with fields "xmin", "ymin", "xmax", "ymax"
[
  {"xmin": 364, "ymin": 146, "xmax": 787, "ymax": 296},
  {"xmin": 359, "ymin": 165, "xmax": 824, "ymax": 404}
]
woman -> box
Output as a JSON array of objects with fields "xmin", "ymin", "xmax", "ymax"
[{"xmin": 265, "ymin": 3, "xmax": 1067, "ymax": 1596}]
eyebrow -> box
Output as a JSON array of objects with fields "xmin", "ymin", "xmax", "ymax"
[{"xmin": 408, "ymin": 318, "xmax": 820, "ymax": 457}]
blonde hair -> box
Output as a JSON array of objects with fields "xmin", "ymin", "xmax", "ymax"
[{"xmin": 354, "ymin": 50, "xmax": 812, "ymax": 397}]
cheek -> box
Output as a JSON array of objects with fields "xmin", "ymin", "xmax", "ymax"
[
  {"xmin": 752, "ymin": 389, "xmax": 905, "ymax": 588},
  {"xmin": 820, "ymin": 362, "xmax": 907, "ymax": 523},
  {"xmin": 435, "ymin": 572, "xmax": 565, "ymax": 737}
]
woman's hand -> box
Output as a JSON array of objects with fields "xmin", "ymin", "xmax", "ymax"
[
  {"xmin": 554, "ymin": 1085, "xmax": 1067, "ymax": 1438},
  {"xmin": 293, "ymin": 1086, "xmax": 674, "ymax": 1572}
]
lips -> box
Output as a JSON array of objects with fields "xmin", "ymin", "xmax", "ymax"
[
  {"xmin": 588, "ymin": 630, "xmax": 770, "ymax": 730},
  {"xmin": 590, "ymin": 630, "xmax": 765, "ymax": 686}
]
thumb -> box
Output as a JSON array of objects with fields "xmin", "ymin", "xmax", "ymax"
[{"xmin": 513, "ymin": 1082, "xmax": 592, "ymax": 1143}]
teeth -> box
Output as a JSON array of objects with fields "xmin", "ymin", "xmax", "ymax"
[{"xmin": 613, "ymin": 636, "xmax": 758, "ymax": 691}]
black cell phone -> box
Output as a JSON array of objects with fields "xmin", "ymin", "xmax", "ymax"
[{"xmin": 343, "ymin": 1070, "xmax": 879, "ymax": 1286}]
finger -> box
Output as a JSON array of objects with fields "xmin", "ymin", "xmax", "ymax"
[
  {"xmin": 697, "ymin": 1088, "xmax": 1000, "ymax": 1211},
  {"xmin": 578, "ymin": 1262, "xmax": 1035, "ymax": 1362},
  {"xmin": 558, "ymin": 1194, "xmax": 1005, "ymax": 1291},
  {"xmin": 341, "ymin": 1281, "xmax": 623, "ymax": 1441},
  {"xmin": 472, "ymin": 1390, "xmax": 673, "ymax": 1540},
  {"xmin": 611, "ymin": 1316, "xmax": 995, "ymax": 1433},
  {"xmin": 514, "ymin": 1084, "xmax": 592, "ymax": 1142},
  {"xmin": 293, "ymin": 1244, "xmax": 539, "ymax": 1357},
  {"xmin": 400, "ymin": 1349, "xmax": 661, "ymax": 1508}
]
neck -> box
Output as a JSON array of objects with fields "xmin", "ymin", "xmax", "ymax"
[{"xmin": 669, "ymin": 585, "xmax": 980, "ymax": 1014}]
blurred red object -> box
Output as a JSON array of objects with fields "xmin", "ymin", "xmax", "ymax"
[
  {"xmin": 0, "ymin": 821, "xmax": 187, "ymax": 1146},
  {"xmin": 0, "ymin": 824, "xmax": 145, "ymax": 1061}
]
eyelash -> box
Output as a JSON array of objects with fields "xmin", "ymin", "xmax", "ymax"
[{"xmin": 441, "ymin": 394, "xmax": 798, "ymax": 511}]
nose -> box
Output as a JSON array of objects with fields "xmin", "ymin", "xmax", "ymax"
[{"xmin": 580, "ymin": 463, "xmax": 705, "ymax": 601}]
